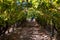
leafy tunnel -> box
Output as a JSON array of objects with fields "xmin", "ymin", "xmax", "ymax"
[{"xmin": 0, "ymin": 0, "xmax": 60, "ymax": 40}]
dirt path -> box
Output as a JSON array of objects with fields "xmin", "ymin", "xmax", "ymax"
[{"xmin": 0, "ymin": 19, "xmax": 56, "ymax": 40}]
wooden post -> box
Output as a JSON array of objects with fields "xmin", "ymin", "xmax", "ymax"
[{"xmin": 50, "ymin": 19, "xmax": 53, "ymax": 40}]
